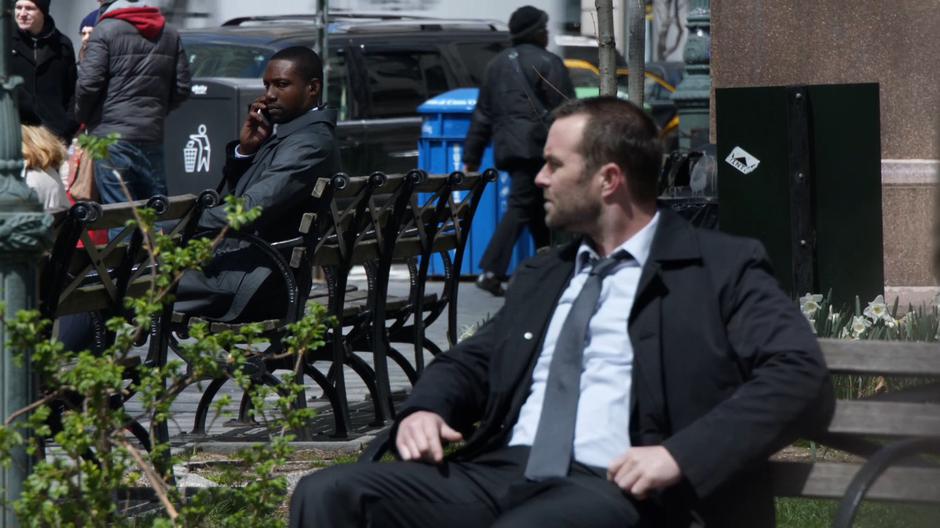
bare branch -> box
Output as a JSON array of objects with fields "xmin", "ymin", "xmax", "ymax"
[
  {"xmin": 4, "ymin": 390, "xmax": 63, "ymax": 426},
  {"xmin": 117, "ymin": 438, "xmax": 179, "ymax": 520}
]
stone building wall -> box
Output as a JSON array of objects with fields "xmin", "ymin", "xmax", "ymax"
[{"xmin": 711, "ymin": 0, "xmax": 940, "ymax": 299}]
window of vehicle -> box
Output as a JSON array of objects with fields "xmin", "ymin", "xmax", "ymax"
[
  {"xmin": 185, "ymin": 43, "xmax": 272, "ymax": 78},
  {"xmin": 325, "ymin": 51, "xmax": 351, "ymax": 120},
  {"xmin": 361, "ymin": 50, "xmax": 450, "ymax": 118},
  {"xmin": 453, "ymin": 41, "xmax": 508, "ymax": 85}
]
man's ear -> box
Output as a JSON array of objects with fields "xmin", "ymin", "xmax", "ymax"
[
  {"xmin": 599, "ymin": 162, "xmax": 626, "ymax": 197},
  {"xmin": 308, "ymin": 78, "xmax": 322, "ymax": 105}
]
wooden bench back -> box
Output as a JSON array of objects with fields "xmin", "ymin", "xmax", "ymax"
[
  {"xmin": 771, "ymin": 338, "xmax": 940, "ymax": 504},
  {"xmin": 41, "ymin": 192, "xmax": 218, "ymax": 318}
]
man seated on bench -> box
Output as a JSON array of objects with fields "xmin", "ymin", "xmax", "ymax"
[
  {"xmin": 174, "ymin": 46, "xmax": 340, "ymax": 322},
  {"xmin": 289, "ymin": 97, "xmax": 835, "ymax": 528}
]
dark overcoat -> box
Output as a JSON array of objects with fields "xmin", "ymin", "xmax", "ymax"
[
  {"xmin": 463, "ymin": 43, "xmax": 574, "ymax": 170},
  {"xmin": 11, "ymin": 17, "xmax": 78, "ymax": 140},
  {"xmin": 175, "ymin": 108, "xmax": 340, "ymax": 322},
  {"xmin": 395, "ymin": 209, "xmax": 835, "ymax": 527}
]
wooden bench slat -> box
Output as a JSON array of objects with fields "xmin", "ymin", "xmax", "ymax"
[
  {"xmin": 829, "ymin": 400, "xmax": 940, "ymax": 437},
  {"xmin": 56, "ymin": 276, "xmax": 156, "ymax": 315},
  {"xmin": 820, "ymin": 338, "xmax": 940, "ymax": 376},
  {"xmin": 89, "ymin": 194, "xmax": 197, "ymax": 230},
  {"xmin": 770, "ymin": 461, "xmax": 940, "ymax": 502}
]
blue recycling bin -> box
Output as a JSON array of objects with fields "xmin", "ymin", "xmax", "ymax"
[{"xmin": 417, "ymin": 88, "xmax": 534, "ymax": 277}]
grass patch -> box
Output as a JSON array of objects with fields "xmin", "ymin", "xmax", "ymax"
[{"xmin": 777, "ymin": 498, "xmax": 940, "ymax": 528}]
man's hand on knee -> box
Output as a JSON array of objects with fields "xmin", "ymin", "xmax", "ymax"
[
  {"xmin": 395, "ymin": 411, "xmax": 463, "ymax": 463},
  {"xmin": 606, "ymin": 446, "xmax": 682, "ymax": 500}
]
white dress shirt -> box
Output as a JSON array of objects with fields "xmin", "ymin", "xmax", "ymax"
[{"xmin": 509, "ymin": 212, "xmax": 660, "ymax": 469}]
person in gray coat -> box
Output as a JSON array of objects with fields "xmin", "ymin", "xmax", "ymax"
[
  {"xmin": 75, "ymin": 0, "xmax": 190, "ymax": 204},
  {"xmin": 174, "ymin": 47, "xmax": 340, "ymax": 323}
]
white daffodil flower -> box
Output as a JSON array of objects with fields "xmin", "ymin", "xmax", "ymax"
[
  {"xmin": 863, "ymin": 295, "xmax": 888, "ymax": 321},
  {"xmin": 851, "ymin": 315, "xmax": 872, "ymax": 338},
  {"xmin": 800, "ymin": 293, "xmax": 823, "ymax": 316}
]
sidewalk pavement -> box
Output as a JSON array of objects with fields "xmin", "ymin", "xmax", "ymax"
[{"xmin": 125, "ymin": 266, "xmax": 505, "ymax": 446}]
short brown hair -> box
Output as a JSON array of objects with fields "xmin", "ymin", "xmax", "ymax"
[
  {"xmin": 552, "ymin": 97, "xmax": 663, "ymax": 202},
  {"xmin": 21, "ymin": 125, "xmax": 66, "ymax": 171}
]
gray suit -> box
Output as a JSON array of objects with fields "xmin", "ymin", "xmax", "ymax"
[{"xmin": 175, "ymin": 108, "xmax": 340, "ymax": 322}]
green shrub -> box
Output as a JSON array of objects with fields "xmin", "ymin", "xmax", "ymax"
[{"xmin": 0, "ymin": 194, "xmax": 330, "ymax": 527}]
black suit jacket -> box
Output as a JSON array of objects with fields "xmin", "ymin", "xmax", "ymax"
[
  {"xmin": 175, "ymin": 108, "xmax": 340, "ymax": 322},
  {"xmin": 397, "ymin": 209, "xmax": 834, "ymax": 527}
]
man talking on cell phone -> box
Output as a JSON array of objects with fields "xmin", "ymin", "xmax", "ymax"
[{"xmin": 173, "ymin": 46, "xmax": 340, "ymax": 323}]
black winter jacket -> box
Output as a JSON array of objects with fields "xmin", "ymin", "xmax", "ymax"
[
  {"xmin": 463, "ymin": 43, "xmax": 574, "ymax": 170},
  {"xmin": 76, "ymin": 12, "xmax": 190, "ymax": 144},
  {"xmin": 11, "ymin": 17, "xmax": 78, "ymax": 140}
]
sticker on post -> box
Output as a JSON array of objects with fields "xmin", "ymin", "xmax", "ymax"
[{"xmin": 725, "ymin": 146, "xmax": 760, "ymax": 175}]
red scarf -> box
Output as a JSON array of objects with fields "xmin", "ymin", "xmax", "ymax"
[{"xmin": 98, "ymin": 7, "xmax": 166, "ymax": 40}]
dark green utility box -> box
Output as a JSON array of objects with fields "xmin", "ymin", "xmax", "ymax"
[{"xmin": 716, "ymin": 83, "xmax": 883, "ymax": 308}]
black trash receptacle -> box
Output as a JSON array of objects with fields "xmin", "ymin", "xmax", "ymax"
[{"xmin": 164, "ymin": 78, "xmax": 264, "ymax": 195}]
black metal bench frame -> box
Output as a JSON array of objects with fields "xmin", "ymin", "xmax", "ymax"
[{"xmin": 40, "ymin": 192, "xmax": 215, "ymax": 457}]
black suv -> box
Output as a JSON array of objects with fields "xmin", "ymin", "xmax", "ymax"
[{"xmin": 164, "ymin": 12, "xmax": 509, "ymax": 195}]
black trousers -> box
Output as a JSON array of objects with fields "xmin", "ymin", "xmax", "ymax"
[
  {"xmin": 479, "ymin": 161, "xmax": 551, "ymax": 278},
  {"xmin": 289, "ymin": 446, "xmax": 647, "ymax": 528}
]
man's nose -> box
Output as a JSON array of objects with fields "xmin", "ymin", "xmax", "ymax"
[{"xmin": 534, "ymin": 165, "xmax": 549, "ymax": 188}]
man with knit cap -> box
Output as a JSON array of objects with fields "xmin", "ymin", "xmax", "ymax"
[
  {"xmin": 76, "ymin": 0, "xmax": 190, "ymax": 205},
  {"xmin": 12, "ymin": 0, "xmax": 78, "ymax": 141},
  {"xmin": 464, "ymin": 5, "xmax": 574, "ymax": 296}
]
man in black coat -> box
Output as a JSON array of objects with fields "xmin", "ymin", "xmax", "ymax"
[
  {"xmin": 290, "ymin": 97, "xmax": 834, "ymax": 528},
  {"xmin": 12, "ymin": 0, "xmax": 78, "ymax": 141},
  {"xmin": 174, "ymin": 46, "xmax": 340, "ymax": 323},
  {"xmin": 464, "ymin": 5, "xmax": 574, "ymax": 296}
]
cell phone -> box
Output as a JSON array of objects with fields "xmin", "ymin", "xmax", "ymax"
[{"xmin": 257, "ymin": 108, "xmax": 272, "ymax": 126}]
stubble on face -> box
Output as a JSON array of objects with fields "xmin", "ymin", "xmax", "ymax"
[{"xmin": 540, "ymin": 115, "xmax": 601, "ymax": 233}]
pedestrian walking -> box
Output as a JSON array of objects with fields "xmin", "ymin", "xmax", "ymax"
[
  {"xmin": 78, "ymin": 5, "xmax": 102, "ymax": 62},
  {"xmin": 75, "ymin": 0, "xmax": 191, "ymax": 205},
  {"xmin": 463, "ymin": 5, "xmax": 574, "ymax": 296},
  {"xmin": 12, "ymin": 0, "xmax": 78, "ymax": 142}
]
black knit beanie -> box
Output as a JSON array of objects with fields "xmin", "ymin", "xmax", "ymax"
[
  {"xmin": 30, "ymin": 0, "xmax": 50, "ymax": 17},
  {"xmin": 509, "ymin": 5, "xmax": 548, "ymax": 40}
]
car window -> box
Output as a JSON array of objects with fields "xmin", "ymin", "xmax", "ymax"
[
  {"xmin": 568, "ymin": 66, "xmax": 599, "ymax": 89},
  {"xmin": 615, "ymin": 75, "xmax": 672, "ymax": 102},
  {"xmin": 186, "ymin": 43, "xmax": 271, "ymax": 78},
  {"xmin": 362, "ymin": 50, "xmax": 450, "ymax": 118},
  {"xmin": 453, "ymin": 41, "xmax": 508, "ymax": 85},
  {"xmin": 325, "ymin": 51, "xmax": 351, "ymax": 120}
]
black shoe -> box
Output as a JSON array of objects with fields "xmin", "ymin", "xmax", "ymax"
[{"xmin": 475, "ymin": 273, "xmax": 505, "ymax": 296}]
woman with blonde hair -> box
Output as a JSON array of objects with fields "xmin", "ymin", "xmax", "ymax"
[{"xmin": 22, "ymin": 124, "xmax": 69, "ymax": 210}]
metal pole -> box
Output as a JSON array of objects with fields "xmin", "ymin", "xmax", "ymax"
[
  {"xmin": 672, "ymin": 0, "xmax": 710, "ymax": 151},
  {"xmin": 0, "ymin": 0, "xmax": 50, "ymax": 524}
]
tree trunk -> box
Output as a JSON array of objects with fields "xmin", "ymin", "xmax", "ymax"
[
  {"xmin": 595, "ymin": 0, "xmax": 618, "ymax": 96},
  {"xmin": 627, "ymin": 0, "xmax": 646, "ymax": 106}
]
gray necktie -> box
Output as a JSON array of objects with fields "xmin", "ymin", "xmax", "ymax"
[{"xmin": 524, "ymin": 250, "xmax": 630, "ymax": 480}]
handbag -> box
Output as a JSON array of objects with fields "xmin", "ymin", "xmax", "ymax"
[{"xmin": 68, "ymin": 147, "xmax": 98, "ymax": 202}]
